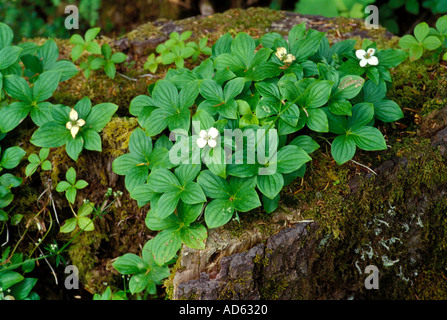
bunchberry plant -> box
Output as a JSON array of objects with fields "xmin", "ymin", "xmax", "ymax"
[
  {"xmin": 93, "ymin": 286, "xmax": 127, "ymax": 300},
  {"xmin": 55, "ymin": 167, "xmax": 88, "ymax": 204},
  {"xmin": 70, "ymin": 27, "xmax": 127, "ymax": 79},
  {"xmin": 30, "ymin": 97, "xmax": 118, "ymax": 161},
  {"xmin": 144, "ymin": 31, "xmax": 211, "ymax": 73},
  {"xmin": 0, "ymin": 247, "xmax": 38, "ymax": 300},
  {"xmin": 399, "ymin": 15, "xmax": 447, "ymax": 61},
  {"xmin": 59, "ymin": 201, "xmax": 95, "ymax": 233},
  {"xmin": 69, "ymin": 27, "xmax": 102, "ymax": 61},
  {"xmin": 0, "ymin": 146, "xmax": 25, "ymax": 210},
  {"xmin": 112, "ymin": 239, "xmax": 170, "ymax": 294},
  {"xmin": 25, "ymin": 147, "xmax": 52, "ymax": 177},
  {"xmin": 113, "ymin": 23, "xmax": 407, "ymax": 273},
  {"xmin": 83, "ymin": 43, "xmax": 127, "ymax": 79}
]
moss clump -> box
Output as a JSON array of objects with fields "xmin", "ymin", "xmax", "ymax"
[
  {"xmin": 218, "ymin": 271, "xmax": 253, "ymax": 300},
  {"xmin": 259, "ymin": 275, "xmax": 289, "ymax": 299},
  {"xmin": 177, "ymin": 7, "xmax": 283, "ymax": 41}
]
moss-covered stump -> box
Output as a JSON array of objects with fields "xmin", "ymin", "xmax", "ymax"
[
  {"xmin": 172, "ymin": 105, "xmax": 447, "ymax": 299},
  {"xmin": 9, "ymin": 8, "xmax": 447, "ymax": 300}
]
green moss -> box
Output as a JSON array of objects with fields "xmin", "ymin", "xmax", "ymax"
[
  {"xmin": 259, "ymin": 275, "xmax": 289, "ymax": 300},
  {"xmin": 163, "ymin": 257, "xmax": 185, "ymax": 300},
  {"xmin": 218, "ymin": 271, "xmax": 253, "ymax": 300}
]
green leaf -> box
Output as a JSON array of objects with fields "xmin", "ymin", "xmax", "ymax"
[
  {"xmin": 205, "ymin": 198, "xmax": 234, "ymax": 229},
  {"xmin": 145, "ymin": 209, "xmax": 180, "ymax": 231},
  {"xmin": 70, "ymin": 44, "xmax": 85, "ymax": 61},
  {"xmin": 56, "ymin": 181, "xmax": 71, "ymax": 192},
  {"xmin": 328, "ymin": 99, "xmax": 352, "ymax": 116},
  {"xmin": 180, "ymin": 223, "xmax": 207, "ymax": 249},
  {"xmin": 110, "ymin": 52, "xmax": 127, "ymax": 64},
  {"xmin": 200, "ymin": 79, "xmax": 224, "ymax": 102},
  {"xmin": 65, "ymin": 186, "xmax": 77, "ymax": 204},
  {"xmin": 306, "ymin": 108, "xmax": 329, "ymax": 132},
  {"xmin": 224, "ymin": 77, "xmax": 245, "ymax": 101},
  {"xmin": 4, "ymin": 74, "xmax": 33, "ymax": 101},
  {"xmin": 85, "ymin": 103, "xmax": 118, "ymax": 131},
  {"xmin": 0, "ymin": 102, "xmax": 31, "ymax": 133},
  {"xmin": 37, "ymin": 39, "xmax": 59, "ymax": 70},
  {"xmin": 331, "ymin": 134, "xmax": 356, "ymax": 165},
  {"xmin": 104, "ymin": 61, "xmax": 116, "ymax": 79},
  {"xmin": 33, "ymin": 71, "xmax": 61, "ymax": 102},
  {"xmin": 65, "ymin": 167, "xmax": 76, "ymax": 185},
  {"xmin": 231, "ymin": 32, "xmax": 255, "ymax": 67},
  {"xmin": 197, "ymin": 170, "xmax": 231, "ymax": 199},
  {"xmin": 175, "ymin": 164, "xmax": 201, "ymax": 185},
  {"xmin": 262, "ymin": 193, "xmax": 279, "ymax": 214},
  {"xmin": 66, "ymin": 135, "xmax": 84, "ymax": 161},
  {"xmin": 60, "ymin": 217, "xmax": 77, "ymax": 233},
  {"xmin": 299, "ymin": 80, "xmax": 333, "ymax": 109},
  {"xmin": 144, "ymin": 108, "xmax": 169, "ymax": 136},
  {"xmin": 82, "ymin": 129, "xmax": 102, "ymax": 151},
  {"xmin": 348, "ymin": 103, "xmax": 375, "ymax": 130},
  {"xmin": 69, "ymin": 34, "xmax": 85, "ymax": 46},
  {"xmin": 154, "ymin": 191, "xmax": 180, "ymax": 219},
  {"xmin": 129, "ymin": 127, "xmax": 152, "ymax": 158},
  {"xmin": 0, "ymin": 46, "xmax": 22, "ymax": 70},
  {"xmin": 151, "ymin": 228, "xmax": 182, "ymax": 266},
  {"xmin": 177, "ymin": 202, "xmax": 203, "ymax": 226},
  {"xmin": 289, "ymin": 135, "xmax": 319, "ymax": 154},
  {"xmin": 0, "ymin": 271, "xmax": 24, "ymax": 290},
  {"xmin": 376, "ymin": 49, "xmax": 408, "ymax": 68},
  {"xmin": 422, "ymin": 36, "xmax": 442, "ymax": 50},
  {"xmin": 78, "ymin": 202, "xmax": 94, "ymax": 217},
  {"xmin": 52, "ymin": 60, "xmax": 78, "ymax": 81},
  {"xmin": 31, "ymin": 122, "xmax": 70, "ymax": 148},
  {"xmin": 10, "ymin": 214, "xmax": 23, "ymax": 226},
  {"xmin": 351, "ymin": 127, "xmax": 387, "ymax": 151},
  {"xmin": 373, "ymin": 100, "xmax": 403, "ymax": 122},
  {"xmin": 409, "ymin": 45, "xmax": 424, "ymax": 61},
  {"xmin": 41, "ymin": 160, "xmax": 52, "ymax": 171},
  {"xmin": 399, "ymin": 35, "xmax": 419, "ymax": 49},
  {"xmin": 85, "ymin": 27, "xmax": 101, "ymax": 43},
  {"xmin": 0, "ymin": 22, "xmax": 14, "ymax": 49},
  {"xmin": 1, "ymin": 146, "xmax": 26, "ymax": 169},
  {"xmin": 78, "ymin": 216, "xmax": 95, "ymax": 231},
  {"xmin": 180, "ymin": 182, "xmax": 207, "ymax": 204},
  {"xmin": 75, "ymin": 180, "xmax": 88, "ymax": 189},
  {"xmin": 257, "ymin": 172, "xmax": 284, "ymax": 199},
  {"xmin": 212, "ymin": 32, "xmax": 232, "ymax": 57},
  {"xmin": 148, "ymin": 169, "xmax": 181, "ymax": 193},
  {"xmin": 275, "ymin": 145, "xmax": 312, "ymax": 174},
  {"xmin": 332, "ymin": 75, "xmax": 364, "ymax": 100},
  {"xmin": 129, "ymin": 273, "xmax": 150, "ymax": 294},
  {"xmin": 113, "ymin": 253, "xmax": 147, "ymax": 275},
  {"xmin": 414, "ymin": 22, "xmax": 429, "ymax": 43}
]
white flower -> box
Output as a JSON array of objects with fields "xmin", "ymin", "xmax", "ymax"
[
  {"xmin": 356, "ymin": 48, "xmax": 379, "ymax": 67},
  {"xmin": 283, "ymin": 53, "xmax": 296, "ymax": 64},
  {"xmin": 196, "ymin": 127, "xmax": 219, "ymax": 148},
  {"xmin": 275, "ymin": 47, "xmax": 295, "ymax": 64},
  {"xmin": 66, "ymin": 108, "xmax": 86, "ymax": 139}
]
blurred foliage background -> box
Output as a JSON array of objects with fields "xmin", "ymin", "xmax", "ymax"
[{"xmin": 1, "ymin": 0, "xmax": 446, "ymax": 40}]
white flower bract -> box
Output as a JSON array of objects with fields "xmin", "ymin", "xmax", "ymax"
[
  {"xmin": 275, "ymin": 47, "xmax": 296, "ymax": 64},
  {"xmin": 66, "ymin": 108, "xmax": 86, "ymax": 139},
  {"xmin": 356, "ymin": 48, "xmax": 379, "ymax": 67},
  {"xmin": 197, "ymin": 127, "xmax": 219, "ymax": 148}
]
